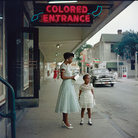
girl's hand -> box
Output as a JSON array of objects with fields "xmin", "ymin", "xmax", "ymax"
[{"xmin": 93, "ymin": 94, "xmax": 95, "ymax": 99}]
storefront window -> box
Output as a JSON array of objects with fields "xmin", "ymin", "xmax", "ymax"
[
  {"xmin": 0, "ymin": 1, "xmax": 3, "ymax": 98},
  {"xmin": 22, "ymin": 32, "xmax": 34, "ymax": 97},
  {"xmin": 16, "ymin": 13, "xmax": 35, "ymax": 98}
]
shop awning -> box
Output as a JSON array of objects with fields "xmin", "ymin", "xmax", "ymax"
[{"xmin": 106, "ymin": 62, "xmax": 124, "ymax": 69}]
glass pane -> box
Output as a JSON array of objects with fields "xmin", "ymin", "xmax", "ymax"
[
  {"xmin": 0, "ymin": 1, "xmax": 3, "ymax": 97},
  {"xmin": 16, "ymin": 32, "xmax": 34, "ymax": 98}
]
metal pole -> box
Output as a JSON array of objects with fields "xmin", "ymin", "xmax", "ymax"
[
  {"xmin": 135, "ymin": 51, "xmax": 138, "ymax": 80},
  {"xmin": 117, "ymin": 54, "xmax": 119, "ymax": 77},
  {"xmin": 0, "ymin": 76, "xmax": 16, "ymax": 138},
  {"xmin": 81, "ymin": 62, "xmax": 83, "ymax": 75}
]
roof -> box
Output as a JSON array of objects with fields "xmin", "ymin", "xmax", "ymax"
[{"xmin": 100, "ymin": 34, "xmax": 123, "ymax": 43}]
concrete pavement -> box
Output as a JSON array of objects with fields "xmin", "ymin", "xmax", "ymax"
[{"xmin": 16, "ymin": 76, "xmax": 131, "ymax": 138}]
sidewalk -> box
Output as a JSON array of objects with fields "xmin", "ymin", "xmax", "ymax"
[
  {"xmin": 16, "ymin": 77, "xmax": 127, "ymax": 138},
  {"xmin": 117, "ymin": 78, "xmax": 138, "ymax": 85}
]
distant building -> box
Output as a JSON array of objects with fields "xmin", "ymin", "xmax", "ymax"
[{"xmin": 88, "ymin": 30, "xmax": 138, "ymax": 78}]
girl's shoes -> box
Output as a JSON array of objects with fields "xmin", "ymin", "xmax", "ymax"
[
  {"xmin": 80, "ymin": 118, "xmax": 84, "ymax": 125},
  {"xmin": 80, "ymin": 120, "xmax": 83, "ymax": 125},
  {"xmin": 62, "ymin": 121, "xmax": 73, "ymax": 129},
  {"xmin": 88, "ymin": 118, "xmax": 93, "ymax": 126},
  {"xmin": 88, "ymin": 121, "xmax": 93, "ymax": 125}
]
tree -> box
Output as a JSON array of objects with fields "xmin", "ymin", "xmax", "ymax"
[
  {"xmin": 74, "ymin": 44, "xmax": 92, "ymax": 73},
  {"xmin": 112, "ymin": 30, "xmax": 138, "ymax": 59},
  {"xmin": 74, "ymin": 43, "xmax": 92, "ymax": 62}
]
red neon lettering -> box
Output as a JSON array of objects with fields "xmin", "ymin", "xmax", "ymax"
[
  {"xmin": 80, "ymin": 15, "xmax": 85, "ymax": 22},
  {"xmin": 61, "ymin": 15, "xmax": 67, "ymax": 22},
  {"xmin": 73, "ymin": 15, "xmax": 79, "ymax": 22},
  {"xmin": 46, "ymin": 5, "xmax": 51, "ymax": 13},
  {"xmin": 85, "ymin": 15, "xmax": 90, "ymax": 22},
  {"xmin": 67, "ymin": 15, "xmax": 73, "ymax": 22},
  {"xmin": 58, "ymin": 6, "xmax": 63, "ymax": 13},
  {"xmin": 76, "ymin": 6, "xmax": 81, "ymax": 13},
  {"xmin": 52, "ymin": 5, "xmax": 58, "ymax": 13},
  {"xmin": 49, "ymin": 14, "xmax": 55, "ymax": 22},
  {"xmin": 56, "ymin": 15, "xmax": 61, "ymax": 22},
  {"xmin": 43, "ymin": 14, "xmax": 49, "ymax": 22},
  {"xmin": 70, "ymin": 6, "xmax": 76, "ymax": 13},
  {"xmin": 82, "ymin": 6, "xmax": 88, "ymax": 13},
  {"xmin": 64, "ymin": 6, "xmax": 70, "ymax": 13}
]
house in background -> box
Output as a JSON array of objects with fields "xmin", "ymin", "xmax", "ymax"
[{"xmin": 88, "ymin": 30, "xmax": 138, "ymax": 78}]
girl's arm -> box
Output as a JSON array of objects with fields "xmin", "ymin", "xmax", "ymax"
[
  {"xmin": 61, "ymin": 69, "xmax": 75, "ymax": 80},
  {"xmin": 91, "ymin": 89, "xmax": 95, "ymax": 98},
  {"xmin": 79, "ymin": 90, "xmax": 82, "ymax": 99}
]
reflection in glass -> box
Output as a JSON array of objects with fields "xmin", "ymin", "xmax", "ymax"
[
  {"xmin": 0, "ymin": 1, "xmax": 3, "ymax": 97},
  {"xmin": 16, "ymin": 32, "xmax": 34, "ymax": 98}
]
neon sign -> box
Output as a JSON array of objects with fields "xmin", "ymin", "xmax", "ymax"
[{"xmin": 31, "ymin": 4, "xmax": 102, "ymax": 26}]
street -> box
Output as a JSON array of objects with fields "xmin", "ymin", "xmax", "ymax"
[
  {"xmin": 76, "ymin": 76, "xmax": 138, "ymax": 138},
  {"xmin": 15, "ymin": 76, "xmax": 138, "ymax": 138}
]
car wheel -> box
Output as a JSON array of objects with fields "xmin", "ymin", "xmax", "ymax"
[{"xmin": 111, "ymin": 84, "xmax": 114, "ymax": 87}]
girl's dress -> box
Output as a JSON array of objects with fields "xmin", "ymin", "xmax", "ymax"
[
  {"xmin": 79, "ymin": 83, "xmax": 95, "ymax": 108},
  {"xmin": 55, "ymin": 63, "xmax": 80, "ymax": 113}
]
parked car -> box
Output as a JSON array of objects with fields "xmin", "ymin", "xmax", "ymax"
[{"xmin": 90, "ymin": 68, "xmax": 116, "ymax": 87}]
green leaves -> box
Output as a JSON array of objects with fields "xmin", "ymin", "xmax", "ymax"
[
  {"xmin": 74, "ymin": 43, "xmax": 92, "ymax": 67},
  {"xmin": 112, "ymin": 30, "xmax": 138, "ymax": 60}
]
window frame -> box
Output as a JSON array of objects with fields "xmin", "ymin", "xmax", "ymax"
[{"xmin": 0, "ymin": 1, "xmax": 6, "ymax": 106}]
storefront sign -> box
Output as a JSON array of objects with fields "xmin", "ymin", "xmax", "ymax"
[
  {"xmin": 31, "ymin": 4, "xmax": 102, "ymax": 26},
  {"xmin": 81, "ymin": 54, "xmax": 85, "ymax": 62},
  {"xmin": 93, "ymin": 58, "xmax": 100, "ymax": 64}
]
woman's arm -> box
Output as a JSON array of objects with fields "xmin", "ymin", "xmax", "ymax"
[
  {"xmin": 79, "ymin": 90, "xmax": 82, "ymax": 99},
  {"xmin": 61, "ymin": 69, "xmax": 75, "ymax": 80}
]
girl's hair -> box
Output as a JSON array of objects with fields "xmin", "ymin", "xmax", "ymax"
[
  {"xmin": 63, "ymin": 52, "xmax": 74, "ymax": 60},
  {"xmin": 83, "ymin": 74, "xmax": 90, "ymax": 80}
]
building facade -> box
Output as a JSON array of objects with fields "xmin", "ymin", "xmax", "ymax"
[{"xmin": 88, "ymin": 30, "xmax": 138, "ymax": 78}]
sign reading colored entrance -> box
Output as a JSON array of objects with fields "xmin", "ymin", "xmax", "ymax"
[{"xmin": 31, "ymin": 4, "xmax": 101, "ymax": 26}]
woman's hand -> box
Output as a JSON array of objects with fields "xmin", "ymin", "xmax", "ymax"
[{"xmin": 71, "ymin": 75, "xmax": 75, "ymax": 80}]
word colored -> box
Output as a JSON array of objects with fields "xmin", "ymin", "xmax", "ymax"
[{"xmin": 46, "ymin": 5, "xmax": 88, "ymax": 13}]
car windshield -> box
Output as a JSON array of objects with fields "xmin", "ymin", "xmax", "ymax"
[{"xmin": 93, "ymin": 69, "xmax": 109, "ymax": 74}]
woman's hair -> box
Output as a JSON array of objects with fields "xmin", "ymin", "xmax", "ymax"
[
  {"xmin": 83, "ymin": 74, "xmax": 90, "ymax": 80},
  {"xmin": 63, "ymin": 52, "xmax": 74, "ymax": 60}
]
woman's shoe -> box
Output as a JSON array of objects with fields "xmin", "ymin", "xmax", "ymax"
[
  {"xmin": 80, "ymin": 118, "xmax": 84, "ymax": 125},
  {"xmin": 62, "ymin": 121, "xmax": 72, "ymax": 126},
  {"xmin": 62, "ymin": 121, "xmax": 73, "ymax": 129}
]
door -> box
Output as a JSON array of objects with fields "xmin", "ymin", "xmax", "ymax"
[{"xmin": 15, "ymin": 27, "xmax": 40, "ymax": 108}]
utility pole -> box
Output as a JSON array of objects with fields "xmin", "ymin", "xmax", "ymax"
[
  {"xmin": 117, "ymin": 54, "xmax": 119, "ymax": 76},
  {"xmin": 135, "ymin": 51, "xmax": 138, "ymax": 80}
]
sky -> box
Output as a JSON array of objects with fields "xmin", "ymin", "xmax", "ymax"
[{"xmin": 87, "ymin": 1, "xmax": 138, "ymax": 46}]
